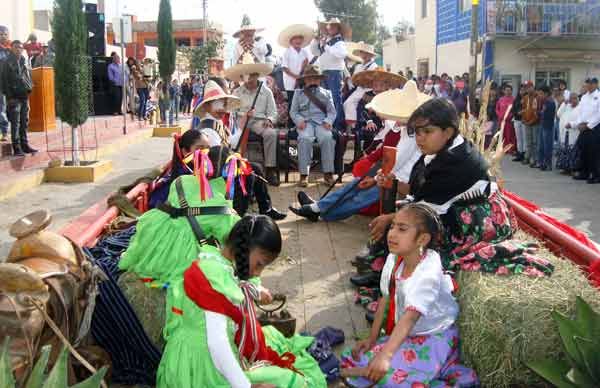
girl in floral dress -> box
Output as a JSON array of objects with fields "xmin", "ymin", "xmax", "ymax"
[{"xmin": 341, "ymin": 204, "xmax": 478, "ymax": 387}]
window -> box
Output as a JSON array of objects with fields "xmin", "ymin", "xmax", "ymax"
[
  {"xmin": 421, "ymin": 0, "xmax": 428, "ymax": 18},
  {"xmin": 458, "ymin": 0, "xmax": 471, "ymax": 13},
  {"xmin": 417, "ymin": 59, "xmax": 430, "ymax": 78},
  {"xmin": 535, "ymin": 70, "xmax": 568, "ymax": 88}
]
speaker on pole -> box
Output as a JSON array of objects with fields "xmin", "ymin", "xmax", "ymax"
[{"xmin": 91, "ymin": 56, "xmax": 112, "ymax": 115}]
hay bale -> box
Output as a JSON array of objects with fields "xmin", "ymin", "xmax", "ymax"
[
  {"xmin": 456, "ymin": 231, "xmax": 600, "ymax": 388},
  {"xmin": 117, "ymin": 271, "xmax": 167, "ymax": 351}
]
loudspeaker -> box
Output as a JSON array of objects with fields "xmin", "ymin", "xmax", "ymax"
[
  {"xmin": 92, "ymin": 91, "xmax": 112, "ymax": 116},
  {"xmin": 84, "ymin": 3, "xmax": 97, "ymax": 13},
  {"xmin": 86, "ymin": 13, "xmax": 106, "ymax": 57},
  {"xmin": 91, "ymin": 56, "xmax": 113, "ymax": 115}
]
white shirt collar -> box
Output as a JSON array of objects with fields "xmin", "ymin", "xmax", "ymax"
[{"xmin": 424, "ymin": 135, "xmax": 464, "ymax": 166}]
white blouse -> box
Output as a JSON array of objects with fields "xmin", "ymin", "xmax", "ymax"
[{"xmin": 380, "ymin": 250, "xmax": 458, "ymax": 336}]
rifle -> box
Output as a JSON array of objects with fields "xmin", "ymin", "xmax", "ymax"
[{"xmin": 234, "ymin": 80, "xmax": 264, "ymax": 156}]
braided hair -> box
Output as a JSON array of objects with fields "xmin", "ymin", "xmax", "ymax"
[
  {"xmin": 227, "ymin": 215, "xmax": 282, "ymax": 280},
  {"xmin": 170, "ymin": 129, "xmax": 205, "ymax": 183},
  {"xmin": 207, "ymin": 145, "xmax": 231, "ymax": 178},
  {"xmin": 399, "ymin": 203, "xmax": 445, "ymax": 250}
]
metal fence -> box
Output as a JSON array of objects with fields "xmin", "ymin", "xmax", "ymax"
[{"xmin": 487, "ymin": 0, "xmax": 600, "ymax": 36}]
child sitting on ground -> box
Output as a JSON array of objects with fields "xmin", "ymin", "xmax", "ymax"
[{"xmin": 341, "ymin": 203, "xmax": 478, "ymax": 387}]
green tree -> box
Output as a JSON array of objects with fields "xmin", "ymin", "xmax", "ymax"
[
  {"xmin": 314, "ymin": 0, "xmax": 378, "ymax": 44},
  {"xmin": 375, "ymin": 24, "xmax": 391, "ymax": 55},
  {"xmin": 179, "ymin": 40, "xmax": 222, "ymax": 75},
  {"xmin": 241, "ymin": 14, "xmax": 252, "ymax": 27},
  {"xmin": 158, "ymin": 0, "xmax": 176, "ymax": 83}
]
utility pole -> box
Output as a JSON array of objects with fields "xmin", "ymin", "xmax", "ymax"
[{"xmin": 469, "ymin": 0, "xmax": 479, "ymax": 115}]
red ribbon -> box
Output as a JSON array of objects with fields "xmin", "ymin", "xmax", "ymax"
[{"xmin": 193, "ymin": 150, "xmax": 214, "ymax": 201}]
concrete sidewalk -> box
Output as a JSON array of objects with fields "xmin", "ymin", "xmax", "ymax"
[{"xmin": 0, "ymin": 135, "xmax": 173, "ymax": 259}]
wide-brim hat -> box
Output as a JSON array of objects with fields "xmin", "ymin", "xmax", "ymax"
[
  {"xmin": 366, "ymin": 80, "xmax": 431, "ymax": 121},
  {"xmin": 233, "ymin": 24, "xmax": 265, "ymax": 39},
  {"xmin": 318, "ymin": 18, "xmax": 351, "ymax": 40},
  {"xmin": 298, "ymin": 64, "xmax": 326, "ymax": 81},
  {"xmin": 224, "ymin": 53, "xmax": 274, "ymax": 82},
  {"xmin": 278, "ymin": 24, "xmax": 315, "ymax": 48},
  {"xmin": 352, "ymin": 41, "xmax": 377, "ymax": 57},
  {"xmin": 194, "ymin": 80, "xmax": 240, "ymax": 115},
  {"xmin": 345, "ymin": 42, "xmax": 364, "ymax": 64},
  {"xmin": 352, "ymin": 67, "xmax": 407, "ymax": 89}
]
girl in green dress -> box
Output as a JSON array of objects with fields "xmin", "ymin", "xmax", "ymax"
[{"xmin": 157, "ymin": 215, "xmax": 327, "ymax": 388}]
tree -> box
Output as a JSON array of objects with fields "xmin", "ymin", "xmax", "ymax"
[
  {"xmin": 392, "ymin": 20, "xmax": 415, "ymax": 39},
  {"xmin": 375, "ymin": 24, "xmax": 391, "ymax": 55},
  {"xmin": 314, "ymin": 0, "xmax": 378, "ymax": 44},
  {"xmin": 179, "ymin": 40, "xmax": 222, "ymax": 75},
  {"xmin": 241, "ymin": 14, "xmax": 252, "ymax": 27},
  {"xmin": 158, "ymin": 0, "xmax": 176, "ymax": 83},
  {"xmin": 52, "ymin": 0, "xmax": 90, "ymax": 165}
]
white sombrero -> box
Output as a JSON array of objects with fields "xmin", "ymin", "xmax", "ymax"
[
  {"xmin": 345, "ymin": 42, "xmax": 364, "ymax": 64},
  {"xmin": 366, "ymin": 80, "xmax": 431, "ymax": 121},
  {"xmin": 352, "ymin": 41, "xmax": 377, "ymax": 57},
  {"xmin": 224, "ymin": 53, "xmax": 274, "ymax": 82},
  {"xmin": 278, "ymin": 24, "xmax": 315, "ymax": 48},
  {"xmin": 194, "ymin": 80, "xmax": 240, "ymax": 115},
  {"xmin": 318, "ymin": 18, "xmax": 352, "ymax": 40},
  {"xmin": 352, "ymin": 67, "xmax": 407, "ymax": 89},
  {"xmin": 233, "ymin": 21, "xmax": 265, "ymax": 39}
]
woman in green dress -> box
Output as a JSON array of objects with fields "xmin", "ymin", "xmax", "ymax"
[{"xmin": 157, "ymin": 215, "xmax": 327, "ymax": 388}]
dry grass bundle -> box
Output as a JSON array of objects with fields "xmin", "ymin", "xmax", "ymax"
[
  {"xmin": 117, "ymin": 271, "xmax": 167, "ymax": 350},
  {"xmin": 456, "ymin": 230, "xmax": 600, "ymax": 387}
]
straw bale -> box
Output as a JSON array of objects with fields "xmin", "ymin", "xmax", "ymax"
[
  {"xmin": 117, "ymin": 271, "xmax": 167, "ymax": 351},
  {"xmin": 456, "ymin": 231, "xmax": 600, "ymax": 387}
]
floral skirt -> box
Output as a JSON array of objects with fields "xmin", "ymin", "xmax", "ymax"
[
  {"xmin": 340, "ymin": 325, "xmax": 478, "ymax": 387},
  {"xmin": 441, "ymin": 192, "xmax": 554, "ymax": 277}
]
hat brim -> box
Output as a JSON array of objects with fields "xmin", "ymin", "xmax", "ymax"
[
  {"xmin": 318, "ymin": 21, "xmax": 351, "ymax": 40},
  {"xmin": 278, "ymin": 24, "xmax": 315, "ymax": 48},
  {"xmin": 352, "ymin": 48, "xmax": 378, "ymax": 58},
  {"xmin": 194, "ymin": 95, "xmax": 240, "ymax": 116},
  {"xmin": 233, "ymin": 26, "xmax": 265, "ymax": 39},
  {"xmin": 224, "ymin": 63, "xmax": 274, "ymax": 82},
  {"xmin": 298, "ymin": 73, "xmax": 326, "ymax": 81},
  {"xmin": 352, "ymin": 70, "xmax": 407, "ymax": 89},
  {"xmin": 366, "ymin": 89, "xmax": 431, "ymax": 121}
]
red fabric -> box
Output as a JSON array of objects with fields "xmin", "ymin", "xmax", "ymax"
[
  {"xmin": 590, "ymin": 260, "xmax": 600, "ymax": 288},
  {"xmin": 366, "ymin": 130, "xmax": 401, "ymax": 164},
  {"xmin": 352, "ymin": 158, "xmax": 373, "ymax": 178},
  {"xmin": 385, "ymin": 257, "xmax": 404, "ymax": 336},
  {"xmin": 496, "ymin": 96, "xmax": 516, "ymax": 154},
  {"xmin": 359, "ymin": 202, "xmax": 380, "ymax": 216},
  {"xmin": 183, "ymin": 263, "xmax": 297, "ymax": 370},
  {"xmin": 24, "ymin": 42, "xmax": 42, "ymax": 57}
]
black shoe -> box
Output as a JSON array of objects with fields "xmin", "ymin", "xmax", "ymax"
[
  {"xmin": 288, "ymin": 205, "xmax": 319, "ymax": 222},
  {"xmin": 530, "ymin": 163, "xmax": 540, "ymax": 169},
  {"xmin": 12, "ymin": 144, "xmax": 24, "ymax": 156},
  {"xmin": 297, "ymin": 191, "xmax": 315, "ymax": 206},
  {"xmin": 365, "ymin": 310, "xmax": 375, "ymax": 323},
  {"xmin": 262, "ymin": 208, "xmax": 287, "ymax": 221},
  {"xmin": 540, "ymin": 165, "xmax": 548, "ymax": 171},
  {"xmin": 587, "ymin": 177, "xmax": 600, "ymax": 184},
  {"xmin": 350, "ymin": 272, "xmax": 380, "ymax": 288},
  {"xmin": 21, "ymin": 144, "xmax": 38, "ymax": 154},
  {"xmin": 266, "ymin": 169, "xmax": 280, "ymax": 187},
  {"xmin": 512, "ymin": 153, "xmax": 524, "ymax": 162},
  {"xmin": 573, "ymin": 173, "xmax": 589, "ymax": 181}
]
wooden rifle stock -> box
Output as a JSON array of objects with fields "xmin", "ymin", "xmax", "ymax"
[{"xmin": 234, "ymin": 80, "xmax": 264, "ymax": 156}]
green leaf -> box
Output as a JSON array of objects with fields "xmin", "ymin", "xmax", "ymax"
[
  {"xmin": 25, "ymin": 345, "xmax": 51, "ymax": 388},
  {"xmin": 42, "ymin": 347, "xmax": 68, "ymax": 388},
  {"xmin": 0, "ymin": 338, "xmax": 16, "ymax": 388},
  {"xmin": 574, "ymin": 336, "xmax": 600, "ymax": 383},
  {"xmin": 552, "ymin": 310, "xmax": 587, "ymax": 367},
  {"xmin": 71, "ymin": 366, "xmax": 107, "ymax": 388},
  {"xmin": 566, "ymin": 366, "xmax": 598, "ymax": 388},
  {"xmin": 574, "ymin": 296, "xmax": 600, "ymax": 339},
  {"xmin": 526, "ymin": 359, "xmax": 578, "ymax": 388}
]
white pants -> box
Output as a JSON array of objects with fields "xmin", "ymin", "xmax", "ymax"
[
  {"xmin": 298, "ymin": 122, "xmax": 336, "ymax": 175},
  {"xmin": 514, "ymin": 120, "xmax": 526, "ymax": 154}
]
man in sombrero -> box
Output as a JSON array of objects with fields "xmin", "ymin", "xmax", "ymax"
[
  {"xmin": 233, "ymin": 18, "xmax": 269, "ymax": 64},
  {"xmin": 343, "ymin": 42, "xmax": 379, "ymax": 129},
  {"xmin": 193, "ymin": 79, "xmax": 240, "ymax": 147}
]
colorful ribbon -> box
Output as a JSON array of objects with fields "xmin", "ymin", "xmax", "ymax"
[
  {"xmin": 222, "ymin": 153, "xmax": 253, "ymax": 200},
  {"xmin": 193, "ymin": 149, "xmax": 214, "ymax": 201}
]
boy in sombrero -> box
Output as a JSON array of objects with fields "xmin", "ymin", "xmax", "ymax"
[
  {"xmin": 233, "ymin": 18, "xmax": 269, "ymax": 64},
  {"xmin": 343, "ymin": 42, "xmax": 379, "ymax": 128},
  {"xmin": 289, "ymin": 64, "xmax": 337, "ymax": 187}
]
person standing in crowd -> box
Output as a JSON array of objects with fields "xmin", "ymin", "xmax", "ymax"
[
  {"xmin": 312, "ymin": 18, "xmax": 348, "ymax": 131},
  {"xmin": 496, "ymin": 84, "xmax": 516, "ymax": 153},
  {"xmin": 180, "ymin": 79, "xmax": 191, "ymax": 115},
  {"xmin": 132, "ymin": 62, "xmax": 149, "ymax": 121},
  {"xmin": 521, "ymin": 81, "xmax": 539, "ymax": 166},
  {"xmin": 438, "ymin": 72, "xmax": 452, "ymax": 98},
  {"xmin": 450, "ymin": 79, "xmax": 468, "ymax": 116},
  {"xmin": 559, "ymin": 79, "xmax": 570, "ymax": 101},
  {"xmin": 512, "ymin": 83, "xmax": 527, "ymax": 161},
  {"xmin": 0, "ymin": 41, "xmax": 36, "ymax": 156},
  {"xmin": 23, "ymin": 33, "xmax": 42, "ymax": 66},
  {"xmin": 125, "ymin": 57, "xmax": 137, "ymax": 116},
  {"xmin": 279, "ymin": 24, "xmax": 312, "ymax": 129},
  {"xmin": 343, "ymin": 42, "xmax": 378, "ymax": 129},
  {"xmin": 191, "ymin": 76, "xmax": 203, "ymax": 107},
  {"xmin": 168, "ymin": 78, "xmax": 181, "ymax": 125},
  {"xmin": 537, "ymin": 85, "xmax": 556, "ymax": 171},
  {"xmin": 158, "ymin": 81, "xmax": 169, "ymax": 124},
  {"xmin": 233, "ymin": 19, "xmax": 269, "ymax": 64},
  {"xmin": 556, "ymin": 93, "xmax": 580, "ymax": 174},
  {"xmin": 552, "ymin": 85, "xmax": 566, "ymax": 143},
  {"xmin": 108, "ymin": 52, "xmax": 125, "ymax": 115},
  {"xmin": 0, "ymin": 26, "xmax": 11, "ymax": 142},
  {"xmin": 572, "ymin": 78, "xmax": 600, "ymax": 183},
  {"xmin": 32, "ymin": 44, "xmax": 54, "ymax": 68}
]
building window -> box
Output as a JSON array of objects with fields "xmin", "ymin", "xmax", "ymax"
[
  {"xmin": 535, "ymin": 70, "xmax": 568, "ymax": 88},
  {"xmin": 458, "ymin": 0, "xmax": 471, "ymax": 13},
  {"xmin": 421, "ymin": 0, "xmax": 428, "ymax": 18},
  {"xmin": 417, "ymin": 59, "xmax": 429, "ymax": 78}
]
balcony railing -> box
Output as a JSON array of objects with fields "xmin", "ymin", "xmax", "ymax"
[{"xmin": 487, "ymin": 0, "xmax": 600, "ymax": 36}]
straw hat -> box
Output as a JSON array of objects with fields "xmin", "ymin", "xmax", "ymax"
[
  {"xmin": 365, "ymin": 80, "xmax": 431, "ymax": 121},
  {"xmin": 318, "ymin": 18, "xmax": 351, "ymax": 40},
  {"xmin": 233, "ymin": 20, "xmax": 265, "ymax": 39},
  {"xmin": 224, "ymin": 53, "xmax": 274, "ymax": 82},
  {"xmin": 298, "ymin": 64, "xmax": 326, "ymax": 81},
  {"xmin": 278, "ymin": 24, "xmax": 315, "ymax": 48},
  {"xmin": 352, "ymin": 41, "xmax": 377, "ymax": 57},
  {"xmin": 352, "ymin": 67, "xmax": 407, "ymax": 89},
  {"xmin": 345, "ymin": 42, "xmax": 364, "ymax": 64},
  {"xmin": 194, "ymin": 80, "xmax": 240, "ymax": 115}
]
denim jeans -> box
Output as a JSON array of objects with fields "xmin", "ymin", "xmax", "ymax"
[
  {"xmin": 169, "ymin": 96, "xmax": 179, "ymax": 125},
  {"xmin": 525, "ymin": 124, "xmax": 539, "ymax": 164},
  {"xmin": 6, "ymin": 98, "xmax": 29, "ymax": 146},
  {"xmin": 318, "ymin": 178, "xmax": 380, "ymax": 221},
  {"xmin": 137, "ymin": 88, "xmax": 149, "ymax": 120},
  {"xmin": 322, "ymin": 70, "xmax": 345, "ymax": 131},
  {"xmin": 298, "ymin": 121, "xmax": 336, "ymax": 175},
  {"xmin": 0, "ymin": 95, "xmax": 8, "ymax": 136},
  {"xmin": 537, "ymin": 124, "xmax": 554, "ymax": 169}
]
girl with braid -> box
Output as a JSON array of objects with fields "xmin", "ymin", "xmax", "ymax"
[
  {"xmin": 157, "ymin": 215, "xmax": 327, "ymax": 388},
  {"xmin": 341, "ymin": 204, "xmax": 478, "ymax": 387}
]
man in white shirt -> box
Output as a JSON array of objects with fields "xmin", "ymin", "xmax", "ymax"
[
  {"xmin": 233, "ymin": 21, "xmax": 269, "ymax": 64},
  {"xmin": 311, "ymin": 18, "xmax": 348, "ymax": 131},
  {"xmin": 572, "ymin": 78, "xmax": 600, "ymax": 183},
  {"xmin": 343, "ymin": 42, "xmax": 378, "ymax": 127}
]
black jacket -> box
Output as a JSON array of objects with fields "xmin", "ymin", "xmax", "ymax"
[{"xmin": 1, "ymin": 52, "xmax": 32, "ymax": 99}]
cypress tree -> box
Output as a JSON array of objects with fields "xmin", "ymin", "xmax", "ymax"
[{"xmin": 158, "ymin": 0, "xmax": 176, "ymax": 84}]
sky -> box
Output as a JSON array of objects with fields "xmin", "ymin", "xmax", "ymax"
[{"xmin": 34, "ymin": 0, "xmax": 414, "ymax": 57}]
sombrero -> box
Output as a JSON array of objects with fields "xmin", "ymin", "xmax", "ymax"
[
  {"xmin": 278, "ymin": 24, "xmax": 315, "ymax": 48},
  {"xmin": 298, "ymin": 64, "xmax": 326, "ymax": 81},
  {"xmin": 318, "ymin": 18, "xmax": 351, "ymax": 40},
  {"xmin": 352, "ymin": 41, "xmax": 377, "ymax": 57},
  {"xmin": 345, "ymin": 42, "xmax": 364, "ymax": 64},
  {"xmin": 194, "ymin": 80, "xmax": 240, "ymax": 115},
  {"xmin": 224, "ymin": 53, "xmax": 274, "ymax": 82},
  {"xmin": 233, "ymin": 21, "xmax": 265, "ymax": 39},
  {"xmin": 366, "ymin": 80, "xmax": 431, "ymax": 121},
  {"xmin": 352, "ymin": 67, "xmax": 407, "ymax": 89}
]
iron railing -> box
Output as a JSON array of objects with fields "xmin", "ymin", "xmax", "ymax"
[{"xmin": 486, "ymin": 0, "xmax": 600, "ymax": 36}]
